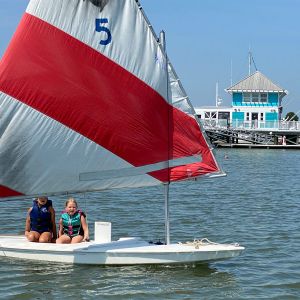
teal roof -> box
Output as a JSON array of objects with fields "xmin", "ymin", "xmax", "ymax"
[{"xmin": 225, "ymin": 71, "xmax": 287, "ymax": 95}]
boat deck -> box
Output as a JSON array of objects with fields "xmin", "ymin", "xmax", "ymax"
[{"xmin": 0, "ymin": 235, "xmax": 244, "ymax": 265}]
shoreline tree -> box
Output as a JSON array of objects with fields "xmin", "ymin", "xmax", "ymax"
[{"xmin": 285, "ymin": 112, "xmax": 299, "ymax": 121}]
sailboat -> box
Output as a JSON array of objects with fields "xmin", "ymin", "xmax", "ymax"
[{"xmin": 0, "ymin": 0, "xmax": 244, "ymax": 265}]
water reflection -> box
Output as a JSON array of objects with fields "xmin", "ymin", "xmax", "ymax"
[{"xmin": 0, "ymin": 256, "xmax": 238, "ymax": 298}]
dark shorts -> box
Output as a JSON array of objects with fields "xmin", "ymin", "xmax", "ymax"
[{"xmin": 31, "ymin": 228, "xmax": 51, "ymax": 234}]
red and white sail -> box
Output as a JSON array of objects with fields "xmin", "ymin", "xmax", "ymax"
[
  {"xmin": 0, "ymin": 0, "xmax": 222, "ymax": 199},
  {"xmin": 166, "ymin": 60, "xmax": 223, "ymax": 181}
]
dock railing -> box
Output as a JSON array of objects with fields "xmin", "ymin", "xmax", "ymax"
[{"xmin": 201, "ymin": 119, "xmax": 300, "ymax": 131}]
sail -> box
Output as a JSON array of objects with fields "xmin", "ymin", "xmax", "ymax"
[
  {"xmin": 0, "ymin": 0, "xmax": 221, "ymax": 199},
  {"xmin": 166, "ymin": 60, "xmax": 223, "ymax": 181}
]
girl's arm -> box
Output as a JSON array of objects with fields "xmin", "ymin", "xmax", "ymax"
[
  {"xmin": 81, "ymin": 215, "xmax": 89, "ymax": 242},
  {"xmin": 50, "ymin": 207, "xmax": 57, "ymax": 240},
  {"xmin": 25, "ymin": 208, "xmax": 32, "ymax": 236},
  {"xmin": 58, "ymin": 219, "xmax": 63, "ymax": 237}
]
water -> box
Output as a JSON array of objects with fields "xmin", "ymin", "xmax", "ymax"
[{"xmin": 1, "ymin": 149, "xmax": 300, "ymax": 299}]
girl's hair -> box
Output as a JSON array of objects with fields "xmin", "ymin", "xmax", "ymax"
[{"xmin": 65, "ymin": 197, "xmax": 78, "ymax": 208}]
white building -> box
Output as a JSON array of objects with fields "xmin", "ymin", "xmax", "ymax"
[{"xmin": 195, "ymin": 71, "xmax": 288, "ymax": 129}]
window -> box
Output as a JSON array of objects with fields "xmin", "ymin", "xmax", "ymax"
[
  {"xmin": 204, "ymin": 112, "xmax": 217, "ymax": 119},
  {"xmin": 260, "ymin": 113, "xmax": 264, "ymax": 121},
  {"xmin": 246, "ymin": 112, "xmax": 250, "ymax": 121},
  {"xmin": 243, "ymin": 92, "xmax": 251, "ymax": 102},
  {"xmin": 260, "ymin": 93, "xmax": 267, "ymax": 102},
  {"xmin": 242, "ymin": 92, "xmax": 269, "ymax": 103},
  {"xmin": 252, "ymin": 93, "xmax": 259, "ymax": 102},
  {"xmin": 218, "ymin": 112, "xmax": 230, "ymax": 120}
]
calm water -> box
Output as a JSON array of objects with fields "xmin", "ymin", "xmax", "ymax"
[{"xmin": 1, "ymin": 149, "xmax": 300, "ymax": 299}]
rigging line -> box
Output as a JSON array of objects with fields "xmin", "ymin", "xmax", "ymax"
[
  {"xmin": 251, "ymin": 56, "xmax": 258, "ymax": 71},
  {"xmin": 172, "ymin": 96, "xmax": 189, "ymax": 104},
  {"xmin": 282, "ymin": 95, "xmax": 294, "ymax": 108}
]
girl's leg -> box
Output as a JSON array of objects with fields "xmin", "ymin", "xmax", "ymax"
[
  {"xmin": 39, "ymin": 232, "xmax": 52, "ymax": 243},
  {"xmin": 71, "ymin": 235, "xmax": 84, "ymax": 244},
  {"xmin": 56, "ymin": 234, "xmax": 72, "ymax": 244},
  {"xmin": 26, "ymin": 231, "xmax": 40, "ymax": 242}
]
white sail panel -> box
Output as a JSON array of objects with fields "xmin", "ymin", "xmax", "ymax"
[
  {"xmin": 168, "ymin": 61, "xmax": 196, "ymax": 116},
  {"xmin": 26, "ymin": 0, "xmax": 168, "ymax": 101},
  {"xmin": 0, "ymin": 94, "xmax": 160, "ymax": 197}
]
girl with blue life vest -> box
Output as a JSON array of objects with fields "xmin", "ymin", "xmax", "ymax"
[
  {"xmin": 25, "ymin": 196, "xmax": 57, "ymax": 243},
  {"xmin": 56, "ymin": 198, "xmax": 89, "ymax": 244}
]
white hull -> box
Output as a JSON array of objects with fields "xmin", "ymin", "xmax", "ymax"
[{"xmin": 0, "ymin": 235, "xmax": 244, "ymax": 265}]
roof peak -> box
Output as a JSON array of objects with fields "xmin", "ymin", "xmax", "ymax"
[{"xmin": 225, "ymin": 71, "xmax": 287, "ymax": 94}]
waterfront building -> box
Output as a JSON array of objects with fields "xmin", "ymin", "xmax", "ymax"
[{"xmin": 195, "ymin": 71, "xmax": 288, "ymax": 129}]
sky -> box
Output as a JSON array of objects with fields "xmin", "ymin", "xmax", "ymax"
[{"xmin": 1, "ymin": 0, "xmax": 300, "ymax": 116}]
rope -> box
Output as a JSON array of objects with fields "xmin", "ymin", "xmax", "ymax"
[
  {"xmin": 251, "ymin": 55, "xmax": 258, "ymax": 71},
  {"xmin": 178, "ymin": 238, "xmax": 239, "ymax": 249},
  {"xmin": 0, "ymin": 247, "xmax": 6, "ymax": 257}
]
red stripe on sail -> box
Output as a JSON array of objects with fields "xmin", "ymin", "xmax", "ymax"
[
  {"xmin": 150, "ymin": 161, "xmax": 218, "ymax": 182},
  {"xmin": 0, "ymin": 185, "xmax": 24, "ymax": 198},
  {"xmin": 0, "ymin": 14, "xmax": 218, "ymax": 183}
]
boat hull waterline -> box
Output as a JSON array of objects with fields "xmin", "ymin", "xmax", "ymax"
[{"xmin": 0, "ymin": 236, "xmax": 244, "ymax": 265}]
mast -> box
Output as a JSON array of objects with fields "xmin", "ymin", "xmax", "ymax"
[
  {"xmin": 215, "ymin": 82, "xmax": 219, "ymax": 107},
  {"xmin": 159, "ymin": 30, "xmax": 170, "ymax": 245},
  {"xmin": 230, "ymin": 59, "xmax": 233, "ymax": 87},
  {"xmin": 248, "ymin": 49, "xmax": 251, "ymax": 76}
]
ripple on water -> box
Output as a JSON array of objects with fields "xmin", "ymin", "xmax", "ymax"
[{"xmin": 0, "ymin": 149, "xmax": 300, "ymax": 299}]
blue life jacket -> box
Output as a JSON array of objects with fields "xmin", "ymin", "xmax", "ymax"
[
  {"xmin": 61, "ymin": 210, "xmax": 85, "ymax": 237},
  {"xmin": 30, "ymin": 199, "xmax": 53, "ymax": 233}
]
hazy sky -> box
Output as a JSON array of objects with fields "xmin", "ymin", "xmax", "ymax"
[{"xmin": 1, "ymin": 0, "xmax": 300, "ymax": 116}]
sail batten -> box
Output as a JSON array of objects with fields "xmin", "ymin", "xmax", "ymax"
[
  {"xmin": 0, "ymin": 0, "xmax": 222, "ymax": 199},
  {"xmin": 79, "ymin": 155, "xmax": 203, "ymax": 181}
]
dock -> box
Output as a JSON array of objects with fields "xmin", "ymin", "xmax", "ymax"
[
  {"xmin": 203, "ymin": 120, "xmax": 300, "ymax": 149},
  {"xmin": 214, "ymin": 143, "xmax": 300, "ymax": 149}
]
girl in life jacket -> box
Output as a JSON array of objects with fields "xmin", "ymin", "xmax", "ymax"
[
  {"xmin": 56, "ymin": 197, "xmax": 89, "ymax": 244},
  {"xmin": 25, "ymin": 196, "xmax": 57, "ymax": 243}
]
